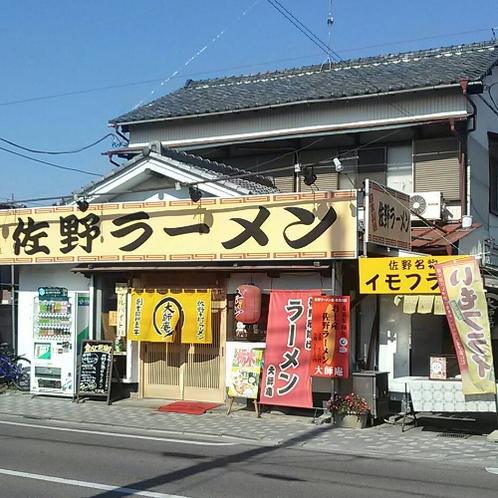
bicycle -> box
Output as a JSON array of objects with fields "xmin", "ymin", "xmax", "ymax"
[{"xmin": 0, "ymin": 343, "xmax": 31, "ymax": 392}]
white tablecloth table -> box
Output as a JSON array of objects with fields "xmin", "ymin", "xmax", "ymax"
[{"xmin": 393, "ymin": 376, "xmax": 498, "ymax": 413}]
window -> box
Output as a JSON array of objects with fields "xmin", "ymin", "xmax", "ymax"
[
  {"xmin": 387, "ymin": 145, "xmax": 413, "ymax": 193},
  {"xmin": 413, "ymin": 138, "xmax": 460, "ymax": 200},
  {"xmin": 338, "ymin": 145, "xmax": 412, "ymax": 191},
  {"xmin": 489, "ymin": 133, "xmax": 498, "ymax": 215}
]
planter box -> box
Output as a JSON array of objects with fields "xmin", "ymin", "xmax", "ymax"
[{"xmin": 334, "ymin": 413, "xmax": 368, "ymax": 429}]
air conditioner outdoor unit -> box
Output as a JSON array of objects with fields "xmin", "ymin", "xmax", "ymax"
[{"xmin": 410, "ymin": 191, "xmax": 443, "ymax": 221}]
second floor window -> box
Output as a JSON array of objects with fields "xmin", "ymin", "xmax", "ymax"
[{"xmin": 337, "ymin": 145, "xmax": 412, "ymax": 192}]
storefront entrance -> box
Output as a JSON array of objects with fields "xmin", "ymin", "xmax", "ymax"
[{"xmin": 141, "ymin": 290, "xmax": 227, "ymax": 402}]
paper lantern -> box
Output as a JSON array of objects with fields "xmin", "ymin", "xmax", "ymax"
[{"xmin": 234, "ymin": 285, "xmax": 261, "ymax": 324}]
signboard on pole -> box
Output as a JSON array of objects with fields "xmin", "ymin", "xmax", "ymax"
[{"xmin": 365, "ymin": 180, "xmax": 411, "ymax": 250}]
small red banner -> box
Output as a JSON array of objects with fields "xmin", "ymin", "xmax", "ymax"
[
  {"xmin": 309, "ymin": 296, "xmax": 350, "ymax": 378},
  {"xmin": 259, "ymin": 290, "xmax": 320, "ymax": 408}
]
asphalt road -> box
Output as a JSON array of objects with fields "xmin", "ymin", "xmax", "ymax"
[{"xmin": 0, "ymin": 414, "xmax": 497, "ymax": 498}]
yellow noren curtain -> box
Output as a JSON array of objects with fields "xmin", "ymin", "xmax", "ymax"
[{"xmin": 127, "ymin": 290, "xmax": 212, "ymax": 344}]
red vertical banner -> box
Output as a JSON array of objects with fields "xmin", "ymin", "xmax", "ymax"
[
  {"xmin": 309, "ymin": 296, "xmax": 350, "ymax": 378},
  {"xmin": 259, "ymin": 290, "xmax": 320, "ymax": 408}
]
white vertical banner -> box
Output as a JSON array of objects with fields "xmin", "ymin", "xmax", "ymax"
[{"xmin": 115, "ymin": 283, "xmax": 128, "ymax": 338}]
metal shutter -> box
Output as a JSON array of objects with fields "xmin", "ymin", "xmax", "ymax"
[
  {"xmin": 300, "ymin": 169, "xmax": 339, "ymax": 193},
  {"xmin": 414, "ymin": 138, "xmax": 460, "ymax": 201},
  {"xmin": 274, "ymin": 174, "xmax": 295, "ymax": 193}
]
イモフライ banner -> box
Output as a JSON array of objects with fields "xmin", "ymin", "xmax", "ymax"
[
  {"xmin": 434, "ymin": 258, "xmax": 495, "ymax": 395},
  {"xmin": 309, "ymin": 296, "xmax": 350, "ymax": 378},
  {"xmin": 259, "ymin": 290, "xmax": 320, "ymax": 408},
  {"xmin": 127, "ymin": 290, "xmax": 212, "ymax": 344}
]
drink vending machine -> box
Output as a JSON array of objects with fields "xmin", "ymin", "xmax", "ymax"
[{"xmin": 31, "ymin": 287, "xmax": 89, "ymax": 396}]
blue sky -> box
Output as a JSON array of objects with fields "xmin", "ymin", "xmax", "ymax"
[{"xmin": 1, "ymin": 0, "xmax": 496, "ymax": 205}]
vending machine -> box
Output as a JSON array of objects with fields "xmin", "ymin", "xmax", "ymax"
[{"xmin": 31, "ymin": 287, "xmax": 89, "ymax": 397}]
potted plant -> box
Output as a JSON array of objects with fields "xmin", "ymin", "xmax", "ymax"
[{"xmin": 327, "ymin": 392, "xmax": 370, "ymax": 429}]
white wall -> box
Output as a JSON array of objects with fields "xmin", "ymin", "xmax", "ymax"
[
  {"xmin": 19, "ymin": 265, "xmax": 89, "ymax": 292},
  {"xmin": 469, "ymin": 66, "xmax": 498, "ymax": 243},
  {"xmin": 227, "ymin": 271, "xmax": 337, "ymax": 294}
]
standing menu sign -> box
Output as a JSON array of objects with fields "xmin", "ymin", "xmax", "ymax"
[
  {"xmin": 76, "ymin": 340, "xmax": 114, "ymax": 404},
  {"xmin": 228, "ymin": 348, "xmax": 264, "ymax": 399}
]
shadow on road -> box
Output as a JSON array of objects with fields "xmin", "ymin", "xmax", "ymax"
[{"xmin": 86, "ymin": 423, "xmax": 335, "ymax": 497}]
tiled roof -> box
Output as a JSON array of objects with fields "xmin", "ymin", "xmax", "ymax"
[
  {"xmin": 159, "ymin": 147, "xmax": 280, "ymax": 194},
  {"xmin": 112, "ymin": 40, "xmax": 498, "ymax": 124},
  {"xmin": 69, "ymin": 146, "xmax": 279, "ymax": 200}
]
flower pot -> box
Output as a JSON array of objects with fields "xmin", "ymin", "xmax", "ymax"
[{"xmin": 334, "ymin": 413, "xmax": 368, "ymax": 429}]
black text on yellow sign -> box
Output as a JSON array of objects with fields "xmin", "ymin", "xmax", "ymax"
[{"xmin": 359, "ymin": 256, "xmax": 466, "ymax": 294}]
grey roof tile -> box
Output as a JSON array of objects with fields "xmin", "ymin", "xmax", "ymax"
[
  {"xmin": 160, "ymin": 147, "xmax": 280, "ymax": 195},
  {"xmin": 112, "ymin": 40, "xmax": 498, "ymax": 124}
]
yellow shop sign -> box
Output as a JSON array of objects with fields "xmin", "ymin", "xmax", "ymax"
[
  {"xmin": 0, "ymin": 191, "xmax": 357, "ymax": 264},
  {"xmin": 359, "ymin": 256, "xmax": 467, "ymax": 294}
]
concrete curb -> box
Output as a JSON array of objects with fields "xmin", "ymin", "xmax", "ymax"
[{"xmin": 0, "ymin": 408, "xmax": 286, "ymax": 446}]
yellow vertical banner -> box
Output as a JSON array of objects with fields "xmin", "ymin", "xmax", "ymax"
[
  {"xmin": 435, "ymin": 258, "xmax": 496, "ymax": 395},
  {"xmin": 180, "ymin": 291, "xmax": 212, "ymax": 344},
  {"xmin": 127, "ymin": 291, "xmax": 154, "ymax": 341}
]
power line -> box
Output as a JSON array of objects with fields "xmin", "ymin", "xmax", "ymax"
[
  {"xmin": 8, "ymin": 128, "xmax": 404, "ymax": 205},
  {"xmin": 1, "ymin": 119, "xmax": 402, "ymax": 199},
  {"xmin": 265, "ymin": 0, "xmax": 413, "ymax": 118},
  {"xmin": 0, "ymin": 28, "xmax": 494, "ymax": 109},
  {"xmin": 340, "ymin": 28, "xmax": 495, "ymax": 54},
  {"xmin": 266, "ymin": 0, "xmax": 334, "ymax": 60},
  {"xmin": 131, "ymin": 0, "xmax": 262, "ymax": 111},
  {"xmin": 0, "ymin": 146, "xmax": 101, "ymax": 177},
  {"xmin": 488, "ymin": 83, "xmax": 498, "ymax": 113},
  {"xmin": 0, "ymin": 133, "xmax": 117, "ymax": 155}
]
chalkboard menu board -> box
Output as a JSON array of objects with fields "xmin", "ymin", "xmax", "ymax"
[{"xmin": 76, "ymin": 340, "xmax": 114, "ymax": 404}]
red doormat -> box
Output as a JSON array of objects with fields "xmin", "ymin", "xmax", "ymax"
[{"xmin": 158, "ymin": 401, "xmax": 221, "ymax": 415}]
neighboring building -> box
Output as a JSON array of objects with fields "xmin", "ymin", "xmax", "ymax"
[
  {"xmin": 110, "ymin": 40, "xmax": 498, "ymax": 240},
  {"xmin": 108, "ymin": 40, "xmax": 498, "ymax": 395},
  {"xmin": 0, "ymin": 203, "xmax": 22, "ymax": 348}
]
